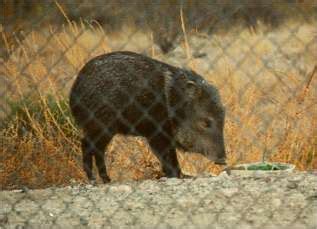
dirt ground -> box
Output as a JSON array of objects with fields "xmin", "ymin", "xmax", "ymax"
[{"xmin": 1, "ymin": 171, "xmax": 316, "ymax": 229}]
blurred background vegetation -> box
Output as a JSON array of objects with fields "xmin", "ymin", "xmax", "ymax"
[{"xmin": 1, "ymin": 0, "xmax": 317, "ymax": 55}]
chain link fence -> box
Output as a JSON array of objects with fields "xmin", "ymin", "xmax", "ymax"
[{"xmin": 1, "ymin": 1, "xmax": 317, "ymax": 228}]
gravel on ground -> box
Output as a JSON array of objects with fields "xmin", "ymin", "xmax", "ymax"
[{"xmin": 1, "ymin": 171, "xmax": 316, "ymax": 229}]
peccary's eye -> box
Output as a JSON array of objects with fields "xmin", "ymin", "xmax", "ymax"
[{"xmin": 202, "ymin": 119, "xmax": 213, "ymax": 129}]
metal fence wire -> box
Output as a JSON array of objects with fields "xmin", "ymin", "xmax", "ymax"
[{"xmin": 1, "ymin": 1, "xmax": 317, "ymax": 229}]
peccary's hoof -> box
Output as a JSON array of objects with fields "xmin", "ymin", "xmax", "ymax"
[
  {"xmin": 214, "ymin": 158, "xmax": 227, "ymax": 165},
  {"xmin": 89, "ymin": 179, "xmax": 97, "ymax": 186},
  {"xmin": 101, "ymin": 177, "xmax": 111, "ymax": 184},
  {"xmin": 222, "ymin": 167, "xmax": 232, "ymax": 176}
]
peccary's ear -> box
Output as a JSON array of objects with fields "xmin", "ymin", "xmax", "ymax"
[{"xmin": 186, "ymin": 80, "xmax": 201, "ymax": 99}]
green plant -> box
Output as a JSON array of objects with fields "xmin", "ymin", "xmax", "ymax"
[
  {"xmin": 3, "ymin": 93, "xmax": 77, "ymax": 139},
  {"xmin": 246, "ymin": 163, "xmax": 290, "ymax": 171}
]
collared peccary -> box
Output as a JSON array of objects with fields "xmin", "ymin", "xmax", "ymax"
[{"xmin": 70, "ymin": 51, "xmax": 226, "ymax": 183}]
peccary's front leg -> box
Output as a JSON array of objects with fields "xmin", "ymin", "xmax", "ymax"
[
  {"xmin": 161, "ymin": 148, "xmax": 181, "ymax": 177},
  {"xmin": 149, "ymin": 134, "xmax": 181, "ymax": 178}
]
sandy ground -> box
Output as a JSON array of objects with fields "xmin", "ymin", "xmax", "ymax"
[{"xmin": 1, "ymin": 171, "xmax": 316, "ymax": 229}]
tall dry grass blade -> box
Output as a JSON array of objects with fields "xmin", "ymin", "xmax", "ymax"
[
  {"xmin": 55, "ymin": 1, "xmax": 76, "ymax": 35},
  {"xmin": 45, "ymin": 78, "xmax": 78, "ymax": 135},
  {"xmin": 150, "ymin": 32, "xmax": 155, "ymax": 57},
  {"xmin": 7, "ymin": 63, "xmax": 44, "ymax": 139},
  {"xmin": 298, "ymin": 65, "xmax": 317, "ymax": 103},
  {"xmin": 1, "ymin": 31, "xmax": 11, "ymax": 53},
  {"xmin": 80, "ymin": 18, "xmax": 86, "ymax": 31},
  {"xmin": 180, "ymin": 6, "xmax": 191, "ymax": 62},
  {"xmin": 40, "ymin": 94, "xmax": 78, "ymax": 148},
  {"xmin": 13, "ymin": 35, "xmax": 29, "ymax": 61},
  {"xmin": 90, "ymin": 20, "xmax": 105, "ymax": 36}
]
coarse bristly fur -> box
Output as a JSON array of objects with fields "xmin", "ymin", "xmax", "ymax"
[{"xmin": 70, "ymin": 51, "xmax": 226, "ymax": 183}]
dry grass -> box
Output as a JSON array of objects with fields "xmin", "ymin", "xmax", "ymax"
[{"xmin": 1, "ymin": 17, "xmax": 316, "ymax": 189}]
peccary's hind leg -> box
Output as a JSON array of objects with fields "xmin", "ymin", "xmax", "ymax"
[
  {"xmin": 149, "ymin": 134, "xmax": 181, "ymax": 178},
  {"xmin": 82, "ymin": 134, "xmax": 112, "ymax": 183},
  {"xmin": 94, "ymin": 136, "xmax": 112, "ymax": 183},
  {"xmin": 82, "ymin": 137, "xmax": 96, "ymax": 182}
]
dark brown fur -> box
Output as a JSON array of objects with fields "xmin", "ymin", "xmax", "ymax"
[{"xmin": 70, "ymin": 51, "xmax": 226, "ymax": 182}]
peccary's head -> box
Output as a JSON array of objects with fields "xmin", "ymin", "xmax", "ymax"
[{"xmin": 170, "ymin": 71, "xmax": 226, "ymax": 165}]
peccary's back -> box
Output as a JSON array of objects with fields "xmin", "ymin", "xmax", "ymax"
[{"xmin": 70, "ymin": 51, "xmax": 176, "ymax": 134}]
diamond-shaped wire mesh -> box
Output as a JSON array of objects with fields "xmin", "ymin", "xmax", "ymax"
[{"xmin": 1, "ymin": 1, "xmax": 317, "ymax": 229}]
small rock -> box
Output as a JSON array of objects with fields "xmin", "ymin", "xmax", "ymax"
[
  {"xmin": 69, "ymin": 179, "xmax": 78, "ymax": 186},
  {"xmin": 159, "ymin": 177, "xmax": 168, "ymax": 182},
  {"xmin": 0, "ymin": 214, "xmax": 8, "ymax": 224},
  {"xmin": 85, "ymin": 184, "xmax": 94, "ymax": 189},
  {"xmin": 218, "ymin": 171, "xmax": 231, "ymax": 179},
  {"xmin": 21, "ymin": 187, "xmax": 29, "ymax": 193},
  {"xmin": 109, "ymin": 185, "xmax": 132, "ymax": 193},
  {"xmin": 222, "ymin": 188, "xmax": 239, "ymax": 197},
  {"xmin": 272, "ymin": 198, "xmax": 282, "ymax": 208},
  {"xmin": 80, "ymin": 217, "xmax": 88, "ymax": 226},
  {"xmin": 287, "ymin": 182, "xmax": 298, "ymax": 189},
  {"xmin": 306, "ymin": 195, "xmax": 317, "ymax": 201},
  {"xmin": 165, "ymin": 178, "xmax": 183, "ymax": 186},
  {"xmin": 264, "ymin": 177, "xmax": 272, "ymax": 183},
  {"xmin": 287, "ymin": 176, "xmax": 302, "ymax": 182}
]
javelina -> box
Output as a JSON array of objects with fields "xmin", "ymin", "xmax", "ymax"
[{"xmin": 70, "ymin": 51, "xmax": 226, "ymax": 183}]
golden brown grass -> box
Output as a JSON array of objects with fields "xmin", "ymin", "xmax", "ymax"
[{"xmin": 1, "ymin": 18, "xmax": 316, "ymax": 189}]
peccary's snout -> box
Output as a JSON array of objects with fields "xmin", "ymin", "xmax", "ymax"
[
  {"xmin": 214, "ymin": 145, "xmax": 227, "ymax": 165},
  {"xmin": 214, "ymin": 157, "xmax": 227, "ymax": 165}
]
